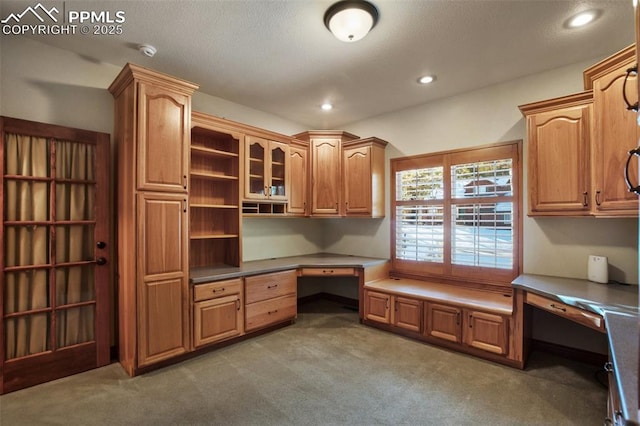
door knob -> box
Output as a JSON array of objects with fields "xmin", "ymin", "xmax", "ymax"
[
  {"xmin": 95, "ymin": 257, "xmax": 107, "ymax": 265},
  {"xmin": 96, "ymin": 241, "xmax": 107, "ymax": 249}
]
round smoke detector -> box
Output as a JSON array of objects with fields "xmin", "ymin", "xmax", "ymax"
[{"xmin": 138, "ymin": 44, "xmax": 157, "ymax": 58}]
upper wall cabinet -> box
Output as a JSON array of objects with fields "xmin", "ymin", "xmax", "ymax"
[
  {"xmin": 520, "ymin": 44, "xmax": 638, "ymax": 217},
  {"xmin": 584, "ymin": 45, "xmax": 639, "ymax": 215},
  {"xmin": 244, "ymin": 135, "xmax": 289, "ymax": 202},
  {"xmin": 295, "ymin": 131, "xmax": 358, "ymax": 217},
  {"xmin": 343, "ymin": 138, "xmax": 388, "ymax": 218},
  {"xmin": 287, "ymin": 140, "xmax": 309, "ymax": 216},
  {"xmin": 519, "ymin": 92, "xmax": 593, "ymax": 216}
]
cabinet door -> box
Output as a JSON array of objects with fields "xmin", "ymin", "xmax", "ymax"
[
  {"xmin": 426, "ymin": 303, "xmax": 462, "ymax": 343},
  {"xmin": 463, "ymin": 310, "xmax": 508, "ymax": 355},
  {"xmin": 311, "ymin": 138, "xmax": 341, "ymax": 215},
  {"xmin": 527, "ymin": 105, "xmax": 591, "ymax": 215},
  {"xmin": 392, "ymin": 296, "xmax": 422, "ymax": 332},
  {"xmin": 137, "ymin": 193, "xmax": 189, "ymax": 366},
  {"xmin": 592, "ymin": 58, "xmax": 640, "ymax": 214},
  {"xmin": 287, "ymin": 145, "xmax": 308, "ymax": 215},
  {"xmin": 194, "ymin": 294, "xmax": 243, "ymax": 348},
  {"xmin": 245, "ymin": 136, "xmax": 269, "ymax": 199},
  {"xmin": 364, "ymin": 290, "xmax": 390, "ymax": 324},
  {"xmin": 137, "ymin": 83, "xmax": 190, "ymax": 193},
  {"xmin": 269, "ymin": 141, "xmax": 289, "ymax": 201},
  {"xmin": 343, "ymin": 145, "xmax": 372, "ymax": 215}
]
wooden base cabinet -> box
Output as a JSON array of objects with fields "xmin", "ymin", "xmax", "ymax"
[
  {"xmin": 245, "ymin": 270, "xmax": 297, "ymax": 332},
  {"xmin": 463, "ymin": 310, "xmax": 509, "ymax": 356},
  {"xmin": 426, "ymin": 303, "xmax": 462, "ymax": 344},
  {"xmin": 193, "ymin": 278, "xmax": 243, "ymax": 348},
  {"xmin": 363, "ymin": 290, "xmax": 422, "ymax": 332}
]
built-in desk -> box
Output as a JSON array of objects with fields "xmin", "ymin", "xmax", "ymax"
[
  {"xmin": 512, "ymin": 274, "xmax": 638, "ymax": 425},
  {"xmin": 190, "ymin": 253, "xmax": 389, "ymax": 284}
]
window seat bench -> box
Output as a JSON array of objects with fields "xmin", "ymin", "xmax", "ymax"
[{"xmin": 362, "ymin": 276, "xmax": 524, "ymax": 368}]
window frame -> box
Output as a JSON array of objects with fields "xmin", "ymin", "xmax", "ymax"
[{"xmin": 390, "ymin": 141, "xmax": 523, "ymax": 287}]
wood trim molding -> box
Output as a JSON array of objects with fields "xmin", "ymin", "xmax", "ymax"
[
  {"xmin": 192, "ymin": 111, "xmax": 293, "ymax": 144},
  {"xmin": 293, "ymin": 130, "xmax": 360, "ymax": 142},
  {"xmin": 583, "ymin": 44, "xmax": 636, "ymax": 89},
  {"xmin": 108, "ymin": 63, "xmax": 199, "ymax": 97},
  {"xmin": 518, "ymin": 90, "xmax": 593, "ymax": 116}
]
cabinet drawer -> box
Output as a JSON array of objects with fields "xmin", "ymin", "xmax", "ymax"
[
  {"xmin": 245, "ymin": 293, "xmax": 297, "ymax": 332},
  {"xmin": 525, "ymin": 292, "xmax": 605, "ymax": 333},
  {"xmin": 193, "ymin": 278, "xmax": 243, "ymax": 302},
  {"xmin": 300, "ymin": 267, "xmax": 357, "ymax": 277},
  {"xmin": 245, "ymin": 270, "xmax": 297, "ymax": 304}
]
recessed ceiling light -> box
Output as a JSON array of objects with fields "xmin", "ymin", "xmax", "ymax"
[
  {"xmin": 321, "ymin": 103, "xmax": 333, "ymax": 111},
  {"xmin": 568, "ymin": 11, "xmax": 597, "ymax": 28},
  {"xmin": 418, "ymin": 75, "xmax": 435, "ymax": 85}
]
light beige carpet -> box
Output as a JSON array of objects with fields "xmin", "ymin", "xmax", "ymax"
[{"xmin": 0, "ymin": 299, "xmax": 607, "ymax": 425}]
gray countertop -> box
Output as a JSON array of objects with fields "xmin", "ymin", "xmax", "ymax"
[
  {"xmin": 190, "ymin": 253, "xmax": 388, "ymax": 284},
  {"xmin": 605, "ymin": 311, "xmax": 638, "ymax": 424},
  {"xmin": 512, "ymin": 274, "xmax": 638, "ymax": 316},
  {"xmin": 513, "ymin": 273, "xmax": 638, "ymax": 424}
]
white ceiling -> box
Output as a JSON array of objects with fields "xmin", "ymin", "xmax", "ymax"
[{"xmin": 1, "ymin": 0, "xmax": 636, "ymax": 129}]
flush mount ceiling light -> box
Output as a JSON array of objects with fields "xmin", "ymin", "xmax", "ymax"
[
  {"xmin": 324, "ymin": 0, "xmax": 379, "ymax": 42},
  {"xmin": 321, "ymin": 102, "xmax": 333, "ymax": 111},
  {"xmin": 566, "ymin": 10, "xmax": 600, "ymax": 28}
]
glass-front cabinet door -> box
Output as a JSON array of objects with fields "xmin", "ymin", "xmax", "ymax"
[
  {"xmin": 244, "ymin": 136, "xmax": 289, "ymax": 201},
  {"xmin": 269, "ymin": 141, "xmax": 288, "ymax": 201}
]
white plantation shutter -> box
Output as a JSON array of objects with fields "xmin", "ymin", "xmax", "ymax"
[{"xmin": 391, "ymin": 143, "xmax": 521, "ymax": 285}]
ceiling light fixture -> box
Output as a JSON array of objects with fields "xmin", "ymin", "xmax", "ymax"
[
  {"xmin": 567, "ymin": 11, "xmax": 598, "ymax": 28},
  {"xmin": 418, "ymin": 75, "xmax": 435, "ymax": 85},
  {"xmin": 324, "ymin": 0, "xmax": 379, "ymax": 42},
  {"xmin": 321, "ymin": 102, "xmax": 333, "ymax": 111}
]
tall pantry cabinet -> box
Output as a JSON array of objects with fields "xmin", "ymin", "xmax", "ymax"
[{"xmin": 109, "ymin": 64, "xmax": 198, "ymax": 375}]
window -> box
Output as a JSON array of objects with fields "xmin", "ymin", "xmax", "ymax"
[{"xmin": 391, "ymin": 142, "xmax": 521, "ymax": 285}]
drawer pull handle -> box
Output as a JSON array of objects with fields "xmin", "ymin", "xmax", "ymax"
[
  {"xmin": 268, "ymin": 309, "xmax": 278, "ymax": 315},
  {"xmin": 549, "ymin": 303, "xmax": 566, "ymax": 312},
  {"xmin": 267, "ymin": 284, "xmax": 278, "ymax": 289},
  {"xmin": 213, "ymin": 288, "xmax": 225, "ymax": 293},
  {"xmin": 323, "ymin": 269, "xmax": 334, "ymax": 274}
]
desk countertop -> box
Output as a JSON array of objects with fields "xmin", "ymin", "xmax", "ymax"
[
  {"xmin": 190, "ymin": 253, "xmax": 388, "ymax": 284},
  {"xmin": 512, "ymin": 274, "xmax": 638, "ymax": 316},
  {"xmin": 513, "ymin": 273, "xmax": 638, "ymax": 424}
]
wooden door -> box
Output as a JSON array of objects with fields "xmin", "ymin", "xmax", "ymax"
[
  {"xmin": 311, "ymin": 138, "xmax": 341, "ymax": 215},
  {"xmin": 426, "ymin": 303, "xmax": 462, "ymax": 343},
  {"xmin": 137, "ymin": 193, "xmax": 189, "ymax": 367},
  {"xmin": 344, "ymin": 145, "xmax": 372, "ymax": 215},
  {"xmin": 287, "ymin": 144, "xmax": 308, "ymax": 215},
  {"xmin": 137, "ymin": 83, "xmax": 190, "ymax": 193},
  {"xmin": 392, "ymin": 296, "xmax": 421, "ymax": 332},
  {"xmin": 463, "ymin": 310, "xmax": 508, "ymax": 355},
  {"xmin": 364, "ymin": 290, "xmax": 390, "ymax": 324},
  {"xmin": 1, "ymin": 117, "xmax": 110, "ymax": 394},
  {"xmin": 527, "ymin": 103, "xmax": 591, "ymax": 215},
  {"xmin": 592, "ymin": 53, "xmax": 639, "ymax": 214}
]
